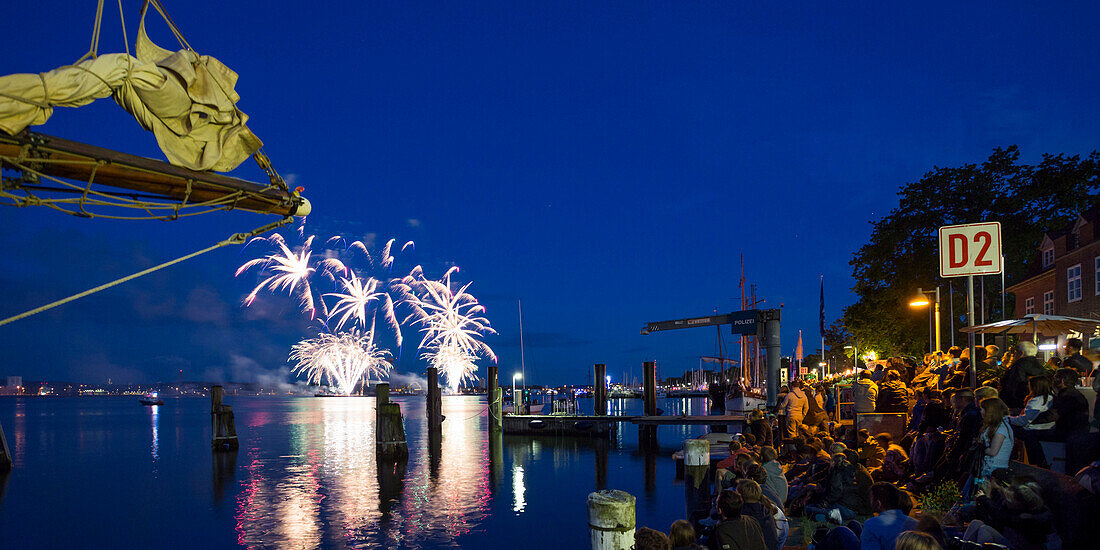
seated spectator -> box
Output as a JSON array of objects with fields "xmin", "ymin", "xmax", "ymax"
[
  {"xmin": 907, "ymin": 388, "xmax": 931, "ymax": 434},
  {"xmin": 872, "ymin": 433, "xmax": 909, "ymax": 482},
  {"xmin": 748, "ymin": 409, "xmax": 773, "ymax": 448},
  {"xmin": 859, "ymin": 482, "xmax": 918, "ymax": 550},
  {"xmin": 855, "ymin": 429, "xmax": 885, "ymax": 470},
  {"xmin": 816, "ymin": 526, "xmax": 860, "ymax": 550},
  {"xmin": 669, "ymin": 519, "xmax": 704, "ymax": 550},
  {"xmin": 894, "ymin": 531, "xmax": 941, "ymax": 550},
  {"xmin": 635, "ymin": 526, "xmax": 670, "ymax": 550},
  {"xmin": 932, "ymin": 389, "xmax": 981, "ymax": 485},
  {"xmin": 1020, "ymin": 368, "xmax": 1091, "ymax": 472},
  {"xmin": 736, "ymin": 479, "xmax": 779, "ymax": 550},
  {"xmin": 759, "ymin": 446, "xmax": 788, "ymax": 506},
  {"xmin": 708, "ymin": 490, "xmax": 766, "ymax": 550},
  {"xmin": 977, "ymin": 397, "xmax": 1013, "ymax": 479},
  {"xmin": 1009, "ymin": 375, "xmax": 1055, "ymax": 465},
  {"xmin": 875, "ymin": 371, "xmax": 909, "ymax": 413},
  {"xmin": 971, "ymin": 478, "xmax": 1054, "ymax": 550},
  {"xmin": 805, "ymin": 453, "xmax": 862, "ymax": 524}
]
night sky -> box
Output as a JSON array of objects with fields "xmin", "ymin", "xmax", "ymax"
[{"xmin": 3, "ymin": 1, "xmax": 1099, "ymax": 386}]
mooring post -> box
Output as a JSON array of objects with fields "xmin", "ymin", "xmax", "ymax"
[
  {"xmin": 487, "ymin": 365, "xmax": 501, "ymax": 431},
  {"xmin": 211, "ymin": 385, "xmax": 239, "ymax": 451},
  {"xmin": 642, "ymin": 361, "xmax": 657, "ymax": 416},
  {"xmin": 587, "ymin": 489, "xmax": 636, "ymax": 550},
  {"xmin": 683, "ymin": 439, "xmax": 712, "ymax": 517},
  {"xmin": 0, "ymin": 419, "xmax": 12, "ymax": 472},
  {"xmin": 594, "ymin": 363, "xmax": 608, "ymax": 416},
  {"xmin": 426, "ymin": 367, "xmax": 442, "ymax": 428},
  {"xmin": 375, "ymin": 382, "xmax": 409, "ymax": 460},
  {"xmin": 640, "ymin": 360, "xmax": 659, "ymax": 450},
  {"xmin": 763, "ymin": 309, "xmax": 782, "ymax": 407}
]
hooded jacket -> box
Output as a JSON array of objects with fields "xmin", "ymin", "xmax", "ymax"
[
  {"xmin": 875, "ymin": 380, "xmax": 909, "ymax": 413},
  {"xmin": 853, "ymin": 378, "xmax": 878, "ymax": 413}
]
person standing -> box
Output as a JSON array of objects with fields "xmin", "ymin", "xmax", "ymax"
[
  {"xmin": 1000, "ymin": 342, "xmax": 1046, "ymax": 412},
  {"xmin": 780, "ymin": 381, "xmax": 809, "ymax": 440},
  {"xmin": 853, "ymin": 371, "xmax": 878, "ymax": 414},
  {"xmin": 1062, "ymin": 338, "xmax": 1093, "ymax": 375}
]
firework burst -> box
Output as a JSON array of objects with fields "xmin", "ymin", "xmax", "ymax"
[
  {"xmin": 399, "ymin": 266, "xmax": 497, "ymax": 392},
  {"xmin": 236, "ymin": 234, "xmax": 318, "ymax": 316},
  {"xmin": 289, "ymin": 326, "xmax": 393, "ymax": 395}
]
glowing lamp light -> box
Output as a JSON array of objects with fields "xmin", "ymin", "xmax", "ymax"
[
  {"xmin": 1038, "ymin": 343, "xmax": 1057, "ymax": 351},
  {"xmin": 513, "ymin": 373, "xmax": 522, "ymax": 381},
  {"xmin": 909, "ymin": 297, "xmax": 930, "ymax": 307}
]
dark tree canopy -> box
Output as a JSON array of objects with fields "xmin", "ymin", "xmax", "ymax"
[{"xmin": 844, "ymin": 148, "xmax": 1100, "ymax": 357}]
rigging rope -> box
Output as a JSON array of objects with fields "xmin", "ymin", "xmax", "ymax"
[{"xmin": 0, "ymin": 217, "xmax": 290, "ymax": 327}]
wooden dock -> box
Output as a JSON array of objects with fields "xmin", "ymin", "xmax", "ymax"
[{"xmin": 501, "ymin": 414, "xmax": 746, "ymax": 436}]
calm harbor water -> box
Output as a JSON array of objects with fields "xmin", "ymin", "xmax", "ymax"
[{"xmin": 0, "ymin": 395, "xmax": 715, "ymax": 549}]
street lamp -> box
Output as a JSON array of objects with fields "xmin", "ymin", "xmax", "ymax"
[
  {"xmin": 909, "ymin": 287, "xmax": 941, "ymax": 353},
  {"xmin": 513, "ymin": 373, "xmax": 523, "ymax": 414},
  {"xmin": 844, "ymin": 342, "xmax": 858, "ymax": 372}
]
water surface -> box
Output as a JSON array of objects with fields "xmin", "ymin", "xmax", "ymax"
[{"xmin": 0, "ymin": 395, "xmax": 713, "ymax": 548}]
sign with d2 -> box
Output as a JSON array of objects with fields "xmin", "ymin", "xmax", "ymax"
[{"xmin": 938, "ymin": 222, "xmax": 1002, "ymax": 277}]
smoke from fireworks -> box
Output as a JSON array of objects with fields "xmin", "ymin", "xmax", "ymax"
[{"xmin": 399, "ymin": 266, "xmax": 497, "ymax": 392}]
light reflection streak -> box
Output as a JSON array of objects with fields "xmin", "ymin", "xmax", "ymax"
[
  {"xmin": 512, "ymin": 464, "xmax": 526, "ymax": 513},
  {"xmin": 12, "ymin": 401, "xmax": 24, "ymax": 467},
  {"xmin": 232, "ymin": 396, "xmax": 490, "ymax": 548},
  {"xmin": 149, "ymin": 405, "xmax": 159, "ymax": 471}
]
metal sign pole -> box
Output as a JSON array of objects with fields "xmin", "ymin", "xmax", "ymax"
[{"xmin": 968, "ymin": 275, "xmax": 977, "ymax": 388}]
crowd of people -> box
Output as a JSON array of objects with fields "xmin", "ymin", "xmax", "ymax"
[{"xmin": 631, "ymin": 339, "xmax": 1100, "ymax": 550}]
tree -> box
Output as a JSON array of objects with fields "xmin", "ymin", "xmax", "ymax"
[{"xmin": 845, "ymin": 148, "xmax": 1100, "ymax": 356}]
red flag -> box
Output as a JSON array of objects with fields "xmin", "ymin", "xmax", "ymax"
[{"xmin": 795, "ymin": 330, "xmax": 804, "ymax": 363}]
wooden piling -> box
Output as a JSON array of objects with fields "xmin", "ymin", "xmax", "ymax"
[
  {"xmin": 684, "ymin": 439, "xmax": 712, "ymax": 516},
  {"xmin": 643, "ymin": 361, "xmax": 657, "ymax": 416},
  {"xmin": 487, "ymin": 365, "xmax": 501, "ymax": 431},
  {"xmin": 587, "ymin": 490, "xmax": 636, "ymax": 550},
  {"xmin": 426, "ymin": 366, "xmax": 443, "ymax": 429},
  {"xmin": 639, "ymin": 361, "xmax": 659, "ymax": 450},
  {"xmin": 0, "ymin": 419, "xmax": 12, "ymax": 471},
  {"xmin": 594, "ymin": 363, "xmax": 608, "ymax": 416},
  {"xmin": 375, "ymin": 383, "xmax": 409, "ymax": 460},
  {"xmin": 211, "ymin": 385, "xmax": 239, "ymax": 451}
]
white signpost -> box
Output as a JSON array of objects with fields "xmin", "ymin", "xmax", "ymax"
[{"xmin": 938, "ymin": 222, "xmax": 1003, "ymax": 387}]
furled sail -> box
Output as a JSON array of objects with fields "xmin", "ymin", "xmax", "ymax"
[{"xmin": 0, "ymin": 10, "xmax": 261, "ymax": 172}]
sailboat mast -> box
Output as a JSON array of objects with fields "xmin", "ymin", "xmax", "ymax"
[
  {"xmin": 740, "ymin": 255, "xmax": 747, "ymax": 387},
  {"xmin": 518, "ymin": 299, "xmax": 526, "ymax": 384}
]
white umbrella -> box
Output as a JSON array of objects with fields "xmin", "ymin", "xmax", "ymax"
[{"xmin": 960, "ymin": 314, "xmax": 1100, "ymax": 343}]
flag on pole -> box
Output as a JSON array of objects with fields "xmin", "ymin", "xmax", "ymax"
[
  {"xmin": 795, "ymin": 330, "xmax": 804, "ymax": 375},
  {"xmin": 819, "ymin": 276, "xmax": 826, "ymax": 336}
]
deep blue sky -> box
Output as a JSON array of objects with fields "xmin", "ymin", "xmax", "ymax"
[{"xmin": 3, "ymin": 1, "xmax": 1099, "ymax": 386}]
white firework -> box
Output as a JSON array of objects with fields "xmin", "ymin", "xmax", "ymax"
[
  {"xmin": 289, "ymin": 327, "xmax": 393, "ymax": 395},
  {"xmin": 399, "ymin": 266, "xmax": 496, "ymax": 392}
]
